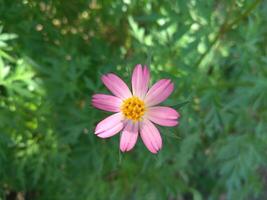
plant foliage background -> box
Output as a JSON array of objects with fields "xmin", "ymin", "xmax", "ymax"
[{"xmin": 0, "ymin": 0, "xmax": 267, "ymax": 199}]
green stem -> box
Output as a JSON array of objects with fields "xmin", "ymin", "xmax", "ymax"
[
  {"xmin": 195, "ymin": 0, "xmax": 262, "ymax": 68},
  {"xmin": 0, "ymin": 49, "xmax": 16, "ymax": 63}
]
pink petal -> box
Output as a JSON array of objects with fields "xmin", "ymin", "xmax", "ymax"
[
  {"xmin": 95, "ymin": 113, "xmax": 124, "ymax": 138},
  {"xmin": 131, "ymin": 64, "xmax": 150, "ymax": 99},
  {"xmin": 145, "ymin": 79, "xmax": 174, "ymax": 106},
  {"xmin": 140, "ymin": 119, "xmax": 162, "ymax": 154},
  {"xmin": 147, "ymin": 106, "xmax": 180, "ymax": 127},
  {"xmin": 92, "ymin": 94, "xmax": 122, "ymax": 112},
  {"xmin": 120, "ymin": 121, "xmax": 139, "ymax": 152},
  {"xmin": 101, "ymin": 73, "xmax": 132, "ymax": 100}
]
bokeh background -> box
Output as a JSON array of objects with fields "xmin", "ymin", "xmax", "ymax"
[{"xmin": 0, "ymin": 0, "xmax": 267, "ymax": 199}]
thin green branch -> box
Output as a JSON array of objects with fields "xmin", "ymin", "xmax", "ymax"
[{"xmin": 195, "ymin": 0, "xmax": 262, "ymax": 68}]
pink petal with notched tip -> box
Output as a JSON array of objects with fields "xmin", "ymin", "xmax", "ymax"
[
  {"xmin": 131, "ymin": 64, "xmax": 150, "ymax": 99},
  {"xmin": 147, "ymin": 106, "xmax": 180, "ymax": 127},
  {"xmin": 120, "ymin": 121, "xmax": 139, "ymax": 152},
  {"xmin": 95, "ymin": 113, "xmax": 124, "ymax": 138},
  {"xmin": 145, "ymin": 79, "xmax": 174, "ymax": 107},
  {"xmin": 101, "ymin": 73, "xmax": 132, "ymax": 100},
  {"xmin": 140, "ymin": 119, "xmax": 162, "ymax": 154},
  {"xmin": 92, "ymin": 94, "xmax": 122, "ymax": 112}
]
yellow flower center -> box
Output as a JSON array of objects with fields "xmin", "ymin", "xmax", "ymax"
[{"xmin": 121, "ymin": 96, "xmax": 145, "ymax": 121}]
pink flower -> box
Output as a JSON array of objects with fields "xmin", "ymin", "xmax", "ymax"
[{"xmin": 92, "ymin": 64, "xmax": 180, "ymax": 154}]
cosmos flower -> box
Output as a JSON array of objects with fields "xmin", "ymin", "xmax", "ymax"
[{"xmin": 92, "ymin": 64, "xmax": 180, "ymax": 154}]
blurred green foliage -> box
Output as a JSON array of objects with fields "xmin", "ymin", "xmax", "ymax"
[{"xmin": 0, "ymin": 0, "xmax": 267, "ymax": 199}]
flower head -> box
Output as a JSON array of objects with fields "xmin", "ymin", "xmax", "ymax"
[{"xmin": 92, "ymin": 64, "xmax": 180, "ymax": 154}]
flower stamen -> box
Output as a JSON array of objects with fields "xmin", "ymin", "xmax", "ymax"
[{"xmin": 121, "ymin": 96, "xmax": 145, "ymax": 121}]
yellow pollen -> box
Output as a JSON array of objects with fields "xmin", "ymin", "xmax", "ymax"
[{"xmin": 121, "ymin": 96, "xmax": 145, "ymax": 121}]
